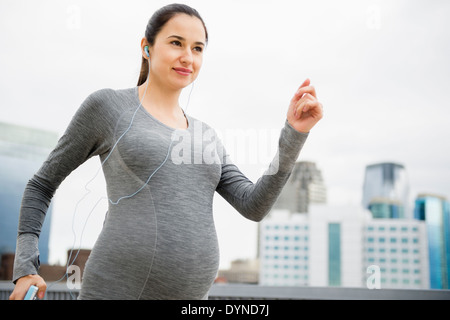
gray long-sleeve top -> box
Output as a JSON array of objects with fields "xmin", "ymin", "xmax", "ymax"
[{"xmin": 13, "ymin": 87, "xmax": 308, "ymax": 299}]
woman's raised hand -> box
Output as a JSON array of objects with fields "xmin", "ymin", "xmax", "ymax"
[{"xmin": 287, "ymin": 78, "xmax": 323, "ymax": 133}]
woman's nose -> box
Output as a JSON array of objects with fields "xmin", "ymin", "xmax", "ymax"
[{"xmin": 180, "ymin": 49, "xmax": 193, "ymax": 65}]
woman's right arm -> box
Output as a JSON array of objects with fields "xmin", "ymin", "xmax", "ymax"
[{"xmin": 9, "ymin": 89, "xmax": 114, "ymax": 299}]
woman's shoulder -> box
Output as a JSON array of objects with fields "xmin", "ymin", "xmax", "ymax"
[
  {"xmin": 78, "ymin": 87, "xmax": 136, "ymax": 117},
  {"xmin": 85, "ymin": 87, "xmax": 135, "ymax": 105}
]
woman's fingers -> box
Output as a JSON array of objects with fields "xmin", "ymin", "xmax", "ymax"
[
  {"xmin": 294, "ymin": 93, "xmax": 316, "ymax": 116},
  {"xmin": 291, "ymin": 85, "xmax": 318, "ymax": 116},
  {"xmin": 297, "ymin": 78, "xmax": 310, "ymax": 91},
  {"xmin": 290, "ymin": 79, "xmax": 310, "ymax": 105},
  {"xmin": 287, "ymin": 79, "xmax": 323, "ymax": 133},
  {"xmin": 295, "ymin": 83, "xmax": 317, "ymax": 99},
  {"xmin": 9, "ymin": 274, "xmax": 47, "ymax": 300}
]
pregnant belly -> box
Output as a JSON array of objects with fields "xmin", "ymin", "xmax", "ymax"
[{"xmin": 81, "ymin": 207, "xmax": 220, "ymax": 300}]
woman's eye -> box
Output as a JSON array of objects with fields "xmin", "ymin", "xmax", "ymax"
[
  {"xmin": 193, "ymin": 46, "xmax": 203, "ymax": 53},
  {"xmin": 171, "ymin": 40, "xmax": 182, "ymax": 46}
]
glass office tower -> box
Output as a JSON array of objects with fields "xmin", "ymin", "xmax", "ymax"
[
  {"xmin": 0, "ymin": 122, "xmax": 58, "ymax": 264},
  {"xmin": 368, "ymin": 198, "xmax": 404, "ymax": 219},
  {"xmin": 362, "ymin": 162, "xmax": 410, "ymax": 218},
  {"xmin": 414, "ymin": 194, "xmax": 450, "ymax": 289}
]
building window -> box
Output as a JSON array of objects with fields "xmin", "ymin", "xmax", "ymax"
[{"xmin": 328, "ymin": 223, "xmax": 341, "ymax": 286}]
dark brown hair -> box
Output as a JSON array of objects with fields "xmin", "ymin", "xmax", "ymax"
[{"xmin": 137, "ymin": 3, "xmax": 209, "ymax": 86}]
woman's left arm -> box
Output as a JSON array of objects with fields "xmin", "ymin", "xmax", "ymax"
[{"xmin": 216, "ymin": 79, "xmax": 323, "ymax": 221}]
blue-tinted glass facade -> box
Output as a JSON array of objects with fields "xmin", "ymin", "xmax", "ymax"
[
  {"xmin": 328, "ymin": 223, "xmax": 341, "ymax": 286},
  {"xmin": 362, "ymin": 162, "xmax": 409, "ymax": 218},
  {"xmin": 0, "ymin": 122, "xmax": 57, "ymax": 264},
  {"xmin": 414, "ymin": 195, "xmax": 450, "ymax": 289},
  {"xmin": 369, "ymin": 201, "xmax": 404, "ymax": 219}
]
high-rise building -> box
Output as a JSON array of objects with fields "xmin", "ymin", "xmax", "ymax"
[
  {"xmin": 260, "ymin": 205, "xmax": 368, "ymax": 288},
  {"xmin": 362, "ymin": 162, "xmax": 410, "ymax": 218},
  {"xmin": 259, "ymin": 205, "xmax": 430, "ymax": 289},
  {"xmin": 368, "ymin": 197, "xmax": 404, "ymax": 219},
  {"xmin": 272, "ymin": 161, "xmax": 326, "ymax": 214},
  {"xmin": 257, "ymin": 161, "xmax": 326, "ymax": 260},
  {"xmin": 308, "ymin": 205, "xmax": 366, "ymax": 288},
  {"xmin": 414, "ymin": 194, "xmax": 450, "ymax": 289},
  {"xmin": 0, "ymin": 122, "xmax": 58, "ymax": 264},
  {"xmin": 362, "ymin": 219, "xmax": 429, "ymax": 289},
  {"xmin": 259, "ymin": 210, "xmax": 310, "ymax": 286}
]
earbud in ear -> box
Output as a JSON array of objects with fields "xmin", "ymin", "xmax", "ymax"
[{"xmin": 144, "ymin": 46, "xmax": 150, "ymax": 58}]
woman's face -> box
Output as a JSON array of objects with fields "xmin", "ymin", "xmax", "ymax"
[{"xmin": 147, "ymin": 14, "xmax": 206, "ymax": 91}]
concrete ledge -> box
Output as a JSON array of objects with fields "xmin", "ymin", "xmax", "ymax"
[{"xmin": 1, "ymin": 281, "xmax": 449, "ymax": 300}]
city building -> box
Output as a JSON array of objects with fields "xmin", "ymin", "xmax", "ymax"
[
  {"xmin": 414, "ymin": 193, "xmax": 450, "ymax": 289},
  {"xmin": 259, "ymin": 206, "xmax": 370, "ymax": 288},
  {"xmin": 368, "ymin": 197, "xmax": 404, "ymax": 219},
  {"xmin": 362, "ymin": 162, "xmax": 410, "ymax": 218},
  {"xmin": 259, "ymin": 205, "xmax": 430, "ymax": 289},
  {"xmin": 362, "ymin": 218, "xmax": 429, "ymax": 289},
  {"xmin": 272, "ymin": 161, "xmax": 326, "ymax": 214},
  {"xmin": 257, "ymin": 161, "xmax": 326, "ymax": 259},
  {"xmin": 216, "ymin": 259, "xmax": 259, "ymax": 284},
  {"xmin": 259, "ymin": 210, "xmax": 310, "ymax": 286},
  {"xmin": 0, "ymin": 122, "xmax": 58, "ymax": 265}
]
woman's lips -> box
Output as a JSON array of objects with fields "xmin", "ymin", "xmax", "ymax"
[{"xmin": 173, "ymin": 67, "xmax": 192, "ymax": 76}]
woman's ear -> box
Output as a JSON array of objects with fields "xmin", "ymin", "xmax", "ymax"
[{"xmin": 141, "ymin": 38, "xmax": 150, "ymax": 60}]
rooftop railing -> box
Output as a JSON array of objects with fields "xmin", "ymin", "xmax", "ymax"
[{"xmin": 1, "ymin": 281, "xmax": 449, "ymax": 300}]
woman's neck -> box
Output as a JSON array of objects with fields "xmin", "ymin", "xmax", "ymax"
[
  {"xmin": 138, "ymin": 80, "xmax": 188, "ymax": 129},
  {"xmin": 140, "ymin": 80, "xmax": 181, "ymax": 112}
]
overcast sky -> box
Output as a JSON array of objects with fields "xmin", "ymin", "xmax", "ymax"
[{"xmin": 1, "ymin": 0, "xmax": 450, "ymax": 268}]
